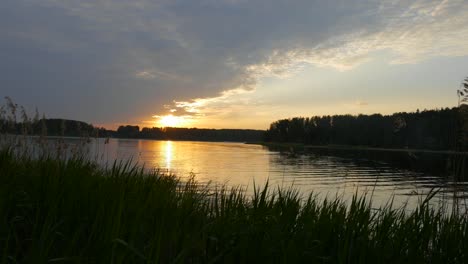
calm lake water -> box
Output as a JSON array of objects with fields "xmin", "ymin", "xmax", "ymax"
[{"xmin": 51, "ymin": 138, "xmax": 468, "ymax": 210}]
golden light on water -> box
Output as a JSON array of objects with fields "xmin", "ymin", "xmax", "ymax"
[{"xmin": 165, "ymin": 141, "xmax": 173, "ymax": 169}]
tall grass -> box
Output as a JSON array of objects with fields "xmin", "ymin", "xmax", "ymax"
[{"xmin": 1, "ymin": 149, "xmax": 467, "ymax": 263}]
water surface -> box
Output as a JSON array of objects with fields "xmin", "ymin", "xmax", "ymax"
[{"xmin": 60, "ymin": 138, "xmax": 468, "ymax": 210}]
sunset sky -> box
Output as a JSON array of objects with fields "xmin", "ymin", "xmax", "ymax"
[{"xmin": 2, "ymin": 0, "xmax": 468, "ymax": 129}]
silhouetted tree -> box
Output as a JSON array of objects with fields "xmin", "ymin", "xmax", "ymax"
[
  {"xmin": 457, "ymin": 77, "xmax": 468, "ymax": 150},
  {"xmin": 264, "ymin": 108, "xmax": 463, "ymax": 151},
  {"xmin": 458, "ymin": 77, "xmax": 468, "ymax": 106},
  {"xmin": 117, "ymin": 125, "xmax": 140, "ymax": 138}
]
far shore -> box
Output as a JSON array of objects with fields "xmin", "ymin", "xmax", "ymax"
[
  {"xmin": 247, "ymin": 141, "xmax": 468, "ymax": 155},
  {"xmin": 6, "ymin": 133, "xmax": 468, "ymax": 155}
]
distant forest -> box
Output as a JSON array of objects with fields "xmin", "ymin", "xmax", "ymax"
[
  {"xmin": 264, "ymin": 107, "xmax": 468, "ymax": 151},
  {"xmin": 115, "ymin": 125, "xmax": 265, "ymax": 142},
  {"xmin": 2, "ymin": 97, "xmax": 467, "ymax": 148},
  {"xmin": 0, "ymin": 118, "xmax": 98, "ymax": 138},
  {"xmin": 0, "ymin": 118, "xmax": 265, "ymax": 143}
]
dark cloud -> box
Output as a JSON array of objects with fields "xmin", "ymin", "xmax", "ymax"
[{"xmin": 1, "ymin": 0, "xmax": 467, "ymax": 126}]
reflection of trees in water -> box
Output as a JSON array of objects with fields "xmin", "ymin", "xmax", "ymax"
[{"xmin": 269, "ymin": 149, "xmax": 468, "ymax": 202}]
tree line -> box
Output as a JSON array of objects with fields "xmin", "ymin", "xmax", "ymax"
[
  {"xmin": 116, "ymin": 125, "xmax": 264, "ymax": 142},
  {"xmin": 0, "ymin": 97, "xmax": 264, "ymax": 142},
  {"xmin": 0, "ymin": 117, "xmax": 264, "ymax": 143},
  {"xmin": 264, "ymin": 107, "xmax": 468, "ymax": 151}
]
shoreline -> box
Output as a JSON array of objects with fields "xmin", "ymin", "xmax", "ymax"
[{"xmin": 247, "ymin": 141, "xmax": 468, "ymax": 155}]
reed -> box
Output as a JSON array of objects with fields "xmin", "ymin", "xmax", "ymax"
[{"xmin": 1, "ymin": 149, "xmax": 467, "ymax": 263}]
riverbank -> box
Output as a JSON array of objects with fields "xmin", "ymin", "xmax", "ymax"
[
  {"xmin": 247, "ymin": 142, "xmax": 468, "ymax": 155},
  {"xmin": 1, "ymin": 149, "xmax": 467, "ymax": 263}
]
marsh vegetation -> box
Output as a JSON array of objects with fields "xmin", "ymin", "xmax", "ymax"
[{"xmin": 1, "ymin": 149, "xmax": 468, "ymax": 263}]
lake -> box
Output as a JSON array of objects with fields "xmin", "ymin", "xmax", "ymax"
[{"xmin": 43, "ymin": 137, "xmax": 468, "ymax": 210}]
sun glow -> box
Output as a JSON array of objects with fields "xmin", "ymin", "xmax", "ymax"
[{"xmin": 158, "ymin": 115, "xmax": 186, "ymax": 127}]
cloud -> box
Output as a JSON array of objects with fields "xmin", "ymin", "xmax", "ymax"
[
  {"xmin": 135, "ymin": 69, "xmax": 189, "ymax": 82},
  {"xmin": 355, "ymin": 101, "xmax": 369, "ymax": 107},
  {"xmin": 1, "ymin": 0, "xmax": 467, "ymax": 126}
]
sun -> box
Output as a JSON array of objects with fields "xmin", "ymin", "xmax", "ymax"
[{"xmin": 159, "ymin": 115, "xmax": 185, "ymax": 127}]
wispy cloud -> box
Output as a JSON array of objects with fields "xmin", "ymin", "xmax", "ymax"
[
  {"xmin": 135, "ymin": 69, "xmax": 190, "ymax": 82},
  {"xmin": 354, "ymin": 101, "xmax": 369, "ymax": 107},
  {"xmin": 171, "ymin": 89, "xmax": 254, "ymax": 117}
]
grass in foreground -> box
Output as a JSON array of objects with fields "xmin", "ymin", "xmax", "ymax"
[{"xmin": 0, "ymin": 149, "xmax": 467, "ymax": 263}]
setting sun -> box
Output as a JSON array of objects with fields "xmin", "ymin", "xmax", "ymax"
[{"xmin": 159, "ymin": 115, "xmax": 185, "ymax": 127}]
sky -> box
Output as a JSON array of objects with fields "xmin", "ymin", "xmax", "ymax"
[{"xmin": 1, "ymin": 0, "xmax": 468, "ymax": 130}]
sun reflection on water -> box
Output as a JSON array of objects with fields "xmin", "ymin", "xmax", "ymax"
[{"xmin": 164, "ymin": 141, "xmax": 173, "ymax": 170}]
